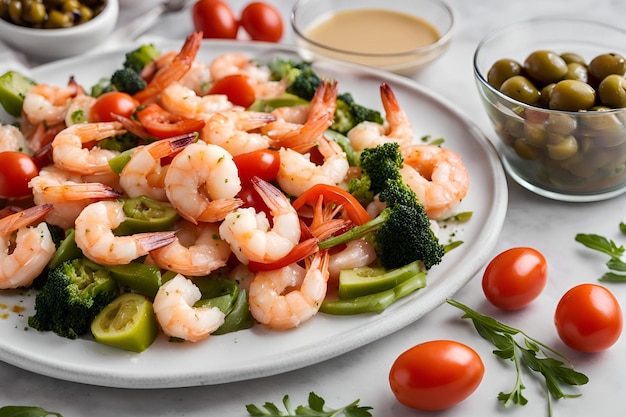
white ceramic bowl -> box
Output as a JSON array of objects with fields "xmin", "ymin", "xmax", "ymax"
[
  {"xmin": 291, "ymin": 0, "xmax": 455, "ymax": 75},
  {"xmin": 0, "ymin": 0, "xmax": 119, "ymax": 63}
]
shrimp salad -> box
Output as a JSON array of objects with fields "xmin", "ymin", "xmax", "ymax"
[{"xmin": 0, "ymin": 33, "xmax": 470, "ymax": 351}]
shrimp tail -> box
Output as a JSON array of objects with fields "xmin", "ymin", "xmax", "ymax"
[
  {"xmin": 134, "ymin": 32, "xmax": 203, "ymax": 104},
  {"xmin": 135, "ymin": 231, "xmax": 178, "ymax": 253},
  {"xmin": 196, "ymin": 198, "xmax": 243, "ymax": 223},
  {"xmin": 41, "ymin": 183, "xmax": 122, "ymax": 201},
  {"xmin": 278, "ymin": 112, "xmax": 333, "ymax": 153},
  {"xmin": 147, "ymin": 133, "xmax": 196, "ymax": 159},
  {"xmin": 0, "ymin": 204, "xmax": 53, "ymax": 234},
  {"xmin": 237, "ymin": 111, "xmax": 278, "ymax": 131},
  {"xmin": 251, "ymin": 176, "xmax": 291, "ymax": 214}
]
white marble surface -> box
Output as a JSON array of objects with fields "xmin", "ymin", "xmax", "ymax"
[{"xmin": 2, "ymin": 0, "xmax": 626, "ymax": 416}]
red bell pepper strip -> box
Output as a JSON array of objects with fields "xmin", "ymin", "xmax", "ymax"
[{"xmin": 291, "ymin": 184, "xmax": 370, "ymax": 226}]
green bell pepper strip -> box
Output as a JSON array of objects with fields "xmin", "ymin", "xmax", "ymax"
[
  {"xmin": 48, "ymin": 228, "xmax": 83, "ymax": 271},
  {"xmin": 194, "ymin": 279, "xmax": 255, "ymax": 335},
  {"xmin": 320, "ymin": 271, "xmax": 427, "ymax": 315},
  {"xmin": 104, "ymin": 263, "xmax": 163, "ymax": 299},
  {"xmin": 108, "ymin": 147, "xmax": 135, "ymax": 174},
  {"xmin": 114, "ymin": 195, "xmax": 179, "ymax": 235}
]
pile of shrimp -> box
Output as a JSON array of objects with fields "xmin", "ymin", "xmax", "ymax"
[{"xmin": 0, "ymin": 32, "xmax": 469, "ymax": 345}]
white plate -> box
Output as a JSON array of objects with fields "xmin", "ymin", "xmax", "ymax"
[{"xmin": 0, "ymin": 40, "xmax": 507, "ymax": 388}]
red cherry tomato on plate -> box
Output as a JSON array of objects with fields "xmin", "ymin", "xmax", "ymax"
[
  {"xmin": 554, "ymin": 283, "xmax": 623, "ymax": 352},
  {"xmin": 240, "ymin": 2, "xmax": 284, "ymax": 42},
  {"xmin": 233, "ymin": 149, "xmax": 280, "ymax": 186},
  {"xmin": 0, "ymin": 151, "xmax": 39, "ymax": 199},
  {"xmin": 91, "ymin": 91, "xmax": 139, "ymax": 122},
  {"xmin": 389, "ymin": 340, "xmax": 484, "ymax": 411},
  {"xmin": 482, "ymin": 247, "xmax": 548, "ymax": 310},
  {"xmin": 192, "ymin": 0, "xmax": 239, "ymax": 39},
  {"xmin": 208, "ymin": 74, "xmax": 257, "ymax": 108}
]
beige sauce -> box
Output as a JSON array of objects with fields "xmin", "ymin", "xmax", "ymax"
[{"xmin": 305, "ymin": 9, "xmax": 441, "ymax": 55}]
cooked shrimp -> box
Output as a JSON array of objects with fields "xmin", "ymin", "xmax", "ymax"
[
  {"xmin": 153, "ymin": 273, "xmax": 225, "ymax": 342},
  {"xmin": 22, "ymin": 78, "xmax": 81, "ymax": 126},
  {"xmin": 347, "ymin": 82, "xmax": 414, "ymax": 151},
  {"xmin": 219, "ymin": 177, "xmax": 300, "ymax": 264},
  {"xmin": 65, "ymin": 94, "xmax": 96, "ymax": 126},
  {"xmin": 51, "ymin": 121, "xmax": 125, "ymax": 175},
  {"xmin": 164, "ymin": 141, "xmax": 242, "ymax": 224},
  {"xmin": 276, "ymin": 136, "xmax": 350, "ymax": 197},
  {"xmin": 74, "ymin": 200, "xmax": 176, "ymax": 265},
  {"xmin": 327, "ymin": 238, "xmax": 377, "ymax": 281},
  {"xmin": 202, "ymin": 109, "xmax": 276, "ymax": 155},
  {"xmin": 400, "ymin": 144, "xmax": 470, "ymax": 220},
  {"xmin": 160, "ymin": 83, "xmax": 239, "ymax": 119},
  {"xmin": 248, "ymin": 251, "xmax": 330, "ymax": 329},
  {"xmin": 150, "ymin": 220, "xmax": 231, "ymax": 277},
  {"xmin": 209, "ymin": 52, "xmax": 287, "ymax": 98},
  {"xmin": 29, "ymin": 166, "xmax": 121, "ymax": 229},
  {"xmin": 0, "ymin": 204, "xmax": 56, "ymax": 289},
  {"xmin": 263, "ymin": 80, "xmax": 338, "ymax": 152},
  {"xmin": 0, "ymin": 124, "xmax": 31, "ymax": 154},
  {"xmin": 134, "ymin": 32, "xmax": 202, "ymax": 104},
  {"xmin": 119, "ymin": 133, "xmax": 195, "ymax": 201}
]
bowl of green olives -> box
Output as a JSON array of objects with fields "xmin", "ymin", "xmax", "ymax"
[
  {"xmin": 474, "ymin": 17, "xmax": 626, "ymax": 202},
  {"xmin": 0, "ymin": 0, "xmax": 118, "ymax": 62}
]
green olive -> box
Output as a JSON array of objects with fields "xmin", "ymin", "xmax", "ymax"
[
  {"xmin": 588, "ymin": 53, "xmax": 626, "ymax": 82},
  {"xmin": 548, "ymin": 79, "xmax": 596, "ymax": 111},
  {"xmin": 513, "ymin": 138, "xmax": 537, "ymax": 160},
  {"xmin": 539, "ymin": 83, "xmax": 556, "ymax": 107},
  {"xmin": 524, "ymin": 50, "xmax": 568, "ymax": 85},
  {"xmin": 547, "ymin": 134, "xmax": 578, "ymax": 160},
  {"xmin": 564, "ymin": 63, "xmax": 588, "ymax": 83},
  {"xmin": 45, "ymin": 9, "xmax": 72, "ymax": 27},
  {"xmin": 545, "ymin": 113, "xmax": 577, "ymax": 135},
  {"xmin": 500, "ymin": 75, "xmax": 541, "ymax": 105},
  {"xmin": 8, "ymin": 0, "xmax": 22, "ymax": 24},
  {"xmin": 23, "ymin": 1, "xmax": 46, "ymax": 24},
  {"xmin": 598, "ymin": 74, "xmax": 626, "ymax": 108},
  {"xmin": 487, "ymin": 58, "xmax": 523, "ymax": 90},
  {"xmin": 560, "ymin": 52, "xmax": 586, "ymax": 66}
]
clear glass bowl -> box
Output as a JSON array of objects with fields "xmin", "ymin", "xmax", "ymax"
[
  {"xmin": 291, "ymin": 0, "xmax": 455, "ymax": 76},
  {"xmin": 474, "ymin": 17, "xmax": 626, "ymax": 202}
]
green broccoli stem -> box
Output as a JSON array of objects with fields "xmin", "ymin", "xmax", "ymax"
[{"xmin": 318, "ymin": 209, "xmax": 390, "ymax": 250}]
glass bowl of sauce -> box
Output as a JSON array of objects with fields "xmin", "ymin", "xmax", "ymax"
[{"xmin": 291, "ymin": 0, "xmax": 455, "ymax": 75}]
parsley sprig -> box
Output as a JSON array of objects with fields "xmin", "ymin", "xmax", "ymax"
[
  {"xmin": 447, "ymin": 299, "xmax": 589, "ymax": 416},
  {"xmin": 575, "ymin": 227, "xmax": 626, "ymax": 282},
  {"xmin": 246, "ymin": 392, "xmax": 372, "ymax": 417},
  {"xmin": 0, "ymin": 406, "xmax": 62, "ymax": 417}
]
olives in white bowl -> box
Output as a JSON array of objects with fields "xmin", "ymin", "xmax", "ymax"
[{"xmin": 474, "ymin": 17, "xmax": 626, "ymax": 202}]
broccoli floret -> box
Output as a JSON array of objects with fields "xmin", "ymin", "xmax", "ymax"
[
  {"xmin": 123, "ymin": 43, "xmax": 160, "ymax": 73},
  {"xmin": 90, "ymin": 77, "xmax": 114, "ymax": 97},
  {"xmin": 268, "ymin": 57, "xmax": 322, "ymax": 101},
  {"xmin": 110, "ymin": 67, "xmax": 147, "ymax": 96},
  {"xmin": 330, "ymin": 93, "xmax": 384, "ymax": 134},
  {"xmin": 28, "ymin": 258, "xmax": 120, "ymax": 339},
  {"xmin": 323, "ymin": 142, "xmax": 445, "ymax": 270}
]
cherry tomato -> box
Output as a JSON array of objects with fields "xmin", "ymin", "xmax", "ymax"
[
  {"xmin": 554, "ymin": 283, "xmax": 623, "ymax": 352},
  {"xmin": 91, "ymin": 91, "xmax": 139, "ymax": 122},
  {"xmin": 389, "ymin": 340, "xmax": 484, "ymax": 411},
  {"xmin": 192, "ymin": 0, "xmax": 239, "ymax": 39},
  {"xmin": 135, "ymin": 103, "xmax": 205, "ymax": 139},
  {"xmin": 482, "ymin": 247, "xmax": 548, "ymax": 310},
  {"xmin": 233, "ymin": 149, "xmax": 280, "ymax": 186},
  {"xmin": 208, "ymin": 74, "xmax": 257, "ymax": 108},
  {"xmin": 0, "ymin": 151, "xmax": 39, "ymax": 199},
  {"xmin": 240, "ymin": 2, "xmax": 284, "ymax": 42}
]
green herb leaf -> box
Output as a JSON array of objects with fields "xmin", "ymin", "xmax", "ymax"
[
  {"xmin": 447, "ymin": 299, "xmax": 588, "ymax": 416},
  {"xmin": 0, "ymin": 406, "xmax": 63, "ymax": 417},
  {"xmin": 575, "ymin": 233, "xmax": 624, "ymax": 258},
  {"xmin": 246, "ymin": 392, "xmax": 373, "ymax": 417},
  {"xmin": 599, "ymin": 272, "xmax": 626, "ymax": 282}
]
